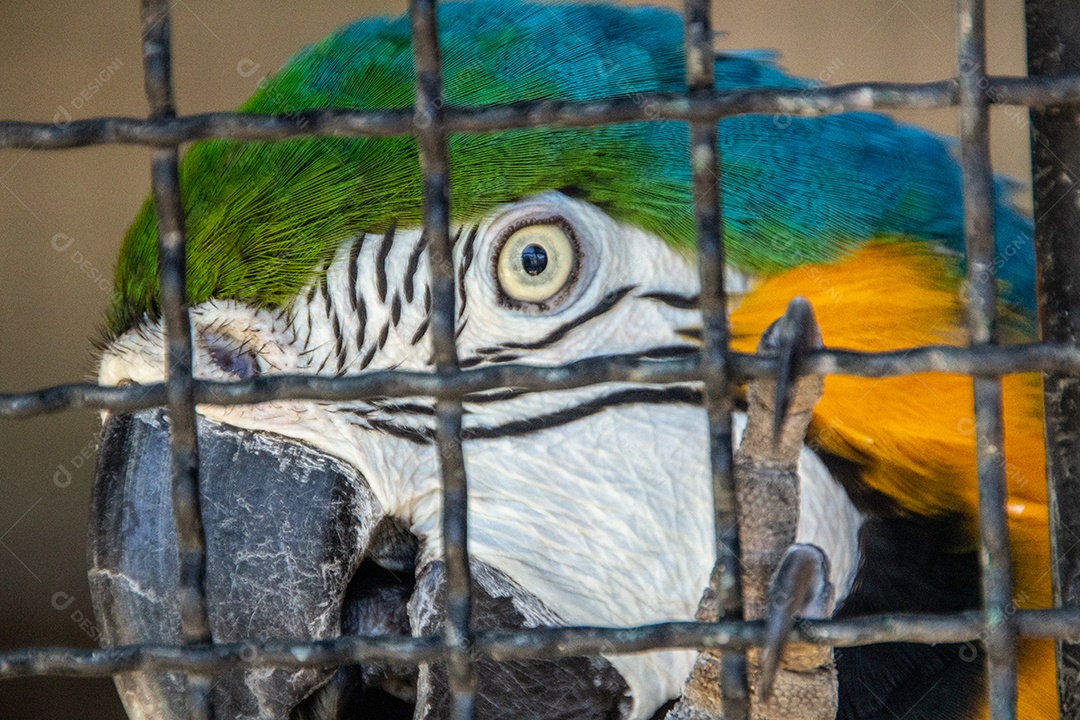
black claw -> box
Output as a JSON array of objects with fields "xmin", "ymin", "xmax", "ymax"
[
  {"xmin": 757, "ymin": 545, "xmax": 831, "ymax": 702},
  {"xmin": 759, "ymin": 297, "xmax": 821, "ymax": 442}
]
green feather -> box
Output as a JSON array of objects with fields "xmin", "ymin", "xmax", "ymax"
[
  {"xmin": 108, "ymin": 2, "xmax": 693, "ymax": 336},
  {"xmin": 108, "ymin": 0, "xmax": 1034, "ymax": 337}
]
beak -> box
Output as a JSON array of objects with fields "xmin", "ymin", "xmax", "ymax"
[{"xmin": 87, "ymin": 409, "xmax": 381, "ymax": 720}]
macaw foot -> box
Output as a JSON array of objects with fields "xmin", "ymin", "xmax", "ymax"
[
  {"xmin": 667, "ymin": 297, "xmax": 838, "ymax": 720},
  {"xmin": 751, "ymin": 543, "xmax": 835, "ymax": 719},
  {"xmin": 756, "ymin": 543, "xmax": 833, "ymax": 702},
  {"xmin": 741, "ymin": 298, "xmax": 837, "ymax": 720},
  {"xmin": 665, "ymin": 543, "xmax": 835, "ymax": 720}
]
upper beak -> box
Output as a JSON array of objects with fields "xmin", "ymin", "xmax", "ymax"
[{"xmin": 87, "ymin": 409, "xmax": 381, "ymax": 720}]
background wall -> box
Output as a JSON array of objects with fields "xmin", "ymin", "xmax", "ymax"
[{"xmin": 0, "ymin": 1, "xmax": 1029, "ymax": 717}]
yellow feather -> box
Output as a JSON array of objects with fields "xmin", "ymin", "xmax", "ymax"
[{"xmin": 730, "ymin": 241, "xmax": 1055, "ymax": 719}]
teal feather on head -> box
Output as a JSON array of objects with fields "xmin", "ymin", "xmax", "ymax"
[{"xmin": 107, "ymin": 0, "xmax": 1033, "ymax": 337}]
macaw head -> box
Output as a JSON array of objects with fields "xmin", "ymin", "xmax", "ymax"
[
  {"xmin": 91, "ymin": 6, "xmax": 720, "ymax": 719},
  {"xmin": 87, "ymin": 3, "xmax": 1030, "ymax": 720},
  {"xmin": 93, "ymin": 184, "xmax": 719, "ymax": 719}
]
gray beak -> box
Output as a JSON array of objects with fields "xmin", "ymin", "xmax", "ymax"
[{"xmin": 87, "ymin": 409, "xmax": 382, "ymax": 720}]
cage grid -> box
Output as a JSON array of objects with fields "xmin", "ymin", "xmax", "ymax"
[{"xmin": 0, "ymin": 0, "xmax": 1079, "ymax": 719}]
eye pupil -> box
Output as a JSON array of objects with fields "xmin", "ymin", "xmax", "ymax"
[
  {"xmin": 495, "ymin": 221, "xmax": 575, "ymax": 305},
  {"xmin": 520, "ymin": 244, "xmax": 548, "ymax": 276}
]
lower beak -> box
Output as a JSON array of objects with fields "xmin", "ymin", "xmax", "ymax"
[{"xmin": 88, "ymin": 409, "xmax": 380, "ymax": 720}]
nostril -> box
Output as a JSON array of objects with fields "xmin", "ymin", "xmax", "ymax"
[{"xmin": 202, "ymin": 332, "xmax": 260, "ymax": 379}]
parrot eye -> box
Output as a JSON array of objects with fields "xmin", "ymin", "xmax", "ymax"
[{"xmin": 494, "ymin": 220, "xmax": 578, "ymax": 306}]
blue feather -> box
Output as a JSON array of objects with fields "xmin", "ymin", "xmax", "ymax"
[{"xmin": 110, "ymin": 1, "xmax": 1036, "ymax": 333}]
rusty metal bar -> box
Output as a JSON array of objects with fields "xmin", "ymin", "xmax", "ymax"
[
  {"xmin": 7, "ymin": 75, "xmax": 1080, "ymax": 150},
  {"xmin": 2, "ymin": 1, "xmax": 1080, "ymax": 717},
  {"xmin": 1026, "ymin": 0, "xmax": 1080, "ymax": 713},
  {"xmin": 408, "ymin": 1, "xmax": 475, "ymax": 719},
  {"xmin": 139, "ymin": 1, "xmax": 214, "ymax": 719},
  {"xmin": 957, "ymin": 0, "xmax": 1019, "ymax": 718},
  {"xmin": 684, "ymin": 0, "xmax": 749, "ymax": 717},
  {"xmin": 6, "ymin": 608, "xmax": 1080, "ymax": 680},
  {"xmin": 13, "ymin": 342, "xmax": 1080, "ymax": 419}
]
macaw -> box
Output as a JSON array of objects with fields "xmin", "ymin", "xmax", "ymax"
[{"xmin": 86, "ymin": 3, "xmax": 1053, "ymax": 720}]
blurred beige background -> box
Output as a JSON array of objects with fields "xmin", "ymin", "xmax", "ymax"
[{"xmin": 0, "ymin": 1, "xmax": 1028, "ymax": 717}]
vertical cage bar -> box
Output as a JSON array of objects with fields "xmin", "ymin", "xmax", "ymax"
[
  {"xmin": 956, "ymin": 1, "xmax": 1018, "ymax": 719},
  {"xmin": 408, "ymin": 2, "xmax": 475, "ymax": 719},
  {"xmin": 139, "ymin": 1, "xmax": 214, "ymax": 718},
  {"xmin": 1025, "ymin": 0, "xmax": 1080, "ymax": 713},
  {"xmin": 683, "ymin": 1, "xmax": 749, "ymax": 717}
]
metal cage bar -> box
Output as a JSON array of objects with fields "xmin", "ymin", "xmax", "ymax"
[
  {"xmin": 6, "ymin": 606, "xmax": 1080, "ymax": 679},
  {"xmin": 15, "ymin": 342, "xmax": 1080, "ymax": 419},
  {"xmin": 6, "ymin": 76, "xmax": 1080, "ymax": 149},
  {"xmin": 957, "ymin": 1, "xmax": 1019, "ymax": 718},
  {"xmin": 683, "ymin": 0, "xmax": 749, "ymax": 716},
  {"xmin": 1, "ymin": 1, "xmax": 1080, "ymax": 719},
  {"xmin": 139, "ymin": 0, "xmax": 214, "ymax": 718},
  {"xmin": 408, "ymin": 1, "xmax": 477, "ymax": 718},
  {"xmin": 1025, "ymin": 0, "xmax": 1080, "ymax": 714}
]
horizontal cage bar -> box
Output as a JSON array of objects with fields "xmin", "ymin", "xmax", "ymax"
[
  {"xmin": 2, "ymin": 74, "xmax": 1080, "ymax": 150},
  {"xmin": 4, "ymin": 608, "xmax": 1080, "ymax": 680},
  {"xmin": 4, "ymin": 342, "xmax": 1080, "ymax": 420},
  {"xmin": 2, "ymin": 1, "xmax": 1077, "ymax": 718}
]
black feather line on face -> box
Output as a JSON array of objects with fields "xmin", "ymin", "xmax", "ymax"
[
  {"xmin": 461, "ymin": 385, "xmax": 700, "ymax": 440},
  {"xmin": 457, "ymin": 225, "xmax": 479, "ymax": 320},
  {"xmin": 403, "ymin": 230, "xmax": 430, "ymax": 305},
  {"xmin": 390, "ymin": 292, "xmax": 402, "ymax": 327},
  {"xmin": 349, "ymin": 383, "xmax": 701, "ymax": 446},
  {"xmin": 410, "ymin": 318, "xmax": 429, "ymax": 346},
  {"xmin": 348, "ymin": 232, "xmax": 366, "ymax": 313},
  {"xmin": 355, "ymin": 296, "xmax": 367, "ymax": 353},
  {"xmin": 639, "ymin": 291, "xmax": 700, "ymax": 310},
  {"xmin": 359, "ymin": 343, "xmax": 378, "ymax": 371},
  {"xmin": 319, "ymin": 270, "xmax": 332, "ymax": 320},
  {"xmin": 332, "ymin": 312, "xmax": 346, "ymax": 376},
  {"xmin": 472, "ymin": 284, "xmax": 637, "ymax": 359},
  {"xmin": 375, "ymin": 223, "xmax": 397, "ymax": 304}
]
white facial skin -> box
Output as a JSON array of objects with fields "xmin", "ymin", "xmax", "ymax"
[{"xmin": 99, "ymin": 191, "xmax": 860, "ymax": 720}]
